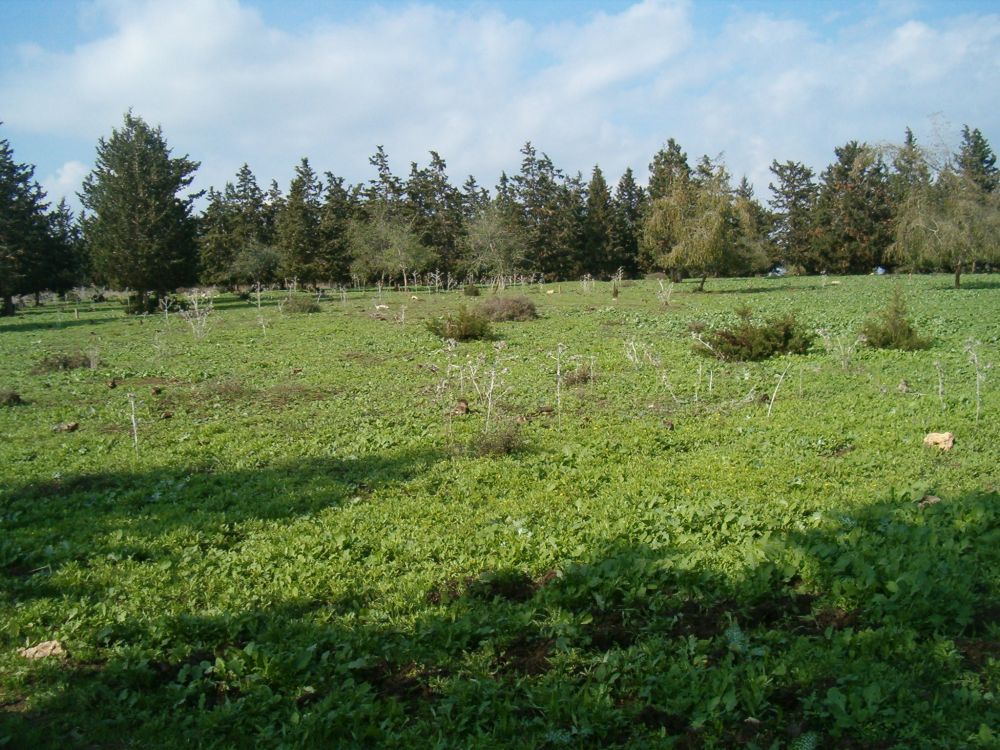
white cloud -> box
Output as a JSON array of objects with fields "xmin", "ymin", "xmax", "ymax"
[
  {"xmin": 1, "ymin": 0, "xmax": 998, "ymax": 206},
  {"xmin": 41, "ymin": 160, "xmax": 88, "ymax": 208}
]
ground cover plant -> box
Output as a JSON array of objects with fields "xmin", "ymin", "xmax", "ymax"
[{"xmin": 1, "ymin": 274, "xmax": 999, "ymax": 749}]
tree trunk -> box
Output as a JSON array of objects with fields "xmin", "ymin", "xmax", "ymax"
[
  {"xmin": 698, "ymin": 275, "xmax": 707, "ymax": 292},
  {"xmin": 954, "ymin": 261, "xmax": 963, "ymax": 290},
  {"xmin": 34, "ymin": 291, "xmax": 41, "ymax": 306},
  {"xmin": 1, "ymin": 294, "xmax": 14, "ymax": 317}
]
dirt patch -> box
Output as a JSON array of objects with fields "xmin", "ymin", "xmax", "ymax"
[
  {"xmin": 358, "ymin": 660, "xmax": 443, "ymax": 704},
  {"xmin": 635, "ymin": 705, "xmax": 689, "ymax": 734},
  {"xmin": 587, "ymin": 609, "xmax": 646, "ymax": 651},
  {"xmin": 813, "ymin": 607, "xmax": 861, "ymax": 632},
  {"xmin": 955, "ymin": 639, "xmax": 1000, "ymax": 671},
  {"xmin": 495, "ymin": 633, "xmax": 553, "ymax": 676}
]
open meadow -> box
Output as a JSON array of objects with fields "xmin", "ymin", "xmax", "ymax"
[{"xmin": 1, "ymin": 274, "xmax": 999, "ymax": 748}]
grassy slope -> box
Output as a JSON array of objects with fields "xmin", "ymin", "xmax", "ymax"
[{"xmin": 1, "ymin": 275, "xmax": 998, "ymax": 748}]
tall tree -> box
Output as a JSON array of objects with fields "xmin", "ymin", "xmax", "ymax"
[
  {"xmin": 957, "ymin": 125, "xmax": 998, "ymax": 193},
  {"xmin": 892, "ymin": 164, "xmax": 1000, "ymax": 288},
  {"xmin": 648, "ymin": 138, "xmax": 691, "ymax": 201},
  {"xmin": 80, "ymin": 111, "xmax": 200, "ymax": 309},
  {"xmin": 812, "ymin": 142, "xmax": 893, "ymax": 273},
  {"xmin": 583, "ymin": 165, "xmax": 615, "ymax": 276},
  {"xmin": 318, "ymin": 172, "xmax": 354, "ymax": 283},
  {"xmin": 641, "ymin": 162, "xmax": 753, "ymax": 290},
  {"xmin": 768, "ymin": 160, "xmax": 818, "ymax": 272},
  {"xmin": 611, "ymin": 167, "xmax": 644, "ymax": 275},
  {"xmin": 0, "ymin": 130, "xmax": 49, "ymax": 315},
  {"xmin": 462, "ymin": 200, "xmax": 527, "ymax": 279},
  {"xmin": 405, "ymin": 152, "xmax": 463, "ymax": 274},
  {"xmin": 45, "ymin": 198, "xmax": 86, "ymax": 296},
  {"xmin": 275, "ymin": 158, "xmax": 323, "ymax": 286}
]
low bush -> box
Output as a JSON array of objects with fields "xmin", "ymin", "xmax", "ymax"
[
  {"xmin": 426, "ymin": 306, "xmax": 492, "ymax": 341},
  {"xmin": 463, "ymin": 284, "xmax": 480, "ymax": 297},
  {"xmin": 468, "ymin": 425, "xmax": 524, "ymax": 457},
  {"xmin": 283, "ymin": 295, "xmax": 321, "ymax": 314},
  {"xmin": 477, "ymin": 295, "xmax": 537, "ymax": 322},
  {"xmin": 0, "ymin": 389, "xmax": 24, "ymax": 407},
  {"xmin": 33, "ymin": 350, "xmax": 95, "ymax": 373},
  {"xmin": 696, "ymin": 312, "xmax": 814, "ymax": 361},
  {"xmin": 861, "ymin": 288, "xmax": 930, "ymax": 351}
]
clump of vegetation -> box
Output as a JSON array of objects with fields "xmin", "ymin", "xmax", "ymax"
[
  {"xmin": 861, "ymin": 287, "xmax": 930, "ymax": 351},
  {"xmin": 695, "ymin": 311, "xmax": 814, "ymax": 361},
  {"xmin": 563, "ymin": 363, "xmax": 595, "ymax": 387},
  {"xmin": 477, "ymin": 295, "xmax": 537, "ymax": 322},
  {"xmin": 283, "ymin": 295, "xmax": 321, "ymax": 314},
  {"xmin": 468, "ymin": 425, "xmax": 524, "ymax": 457},
  {"xmin": 1, "ymin": 389, "xmax": 25, "ymax": 407},
  {"xmin": 426, "ymin": 305, "xmax": 492, "ymax": 341},
  {"xmin": 122, "ymin": 293, "xmax": 159, "ymax": 315},
  {"xmin": 463, "ymin": 284, "xmax": 480, "ymax": 297},
  {"xmin": 33, "ymin": 350, "xmax": 96, "ymax": 373}
]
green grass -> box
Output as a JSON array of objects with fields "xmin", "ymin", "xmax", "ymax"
[{"xmin": 1, "ymin": 275, "xmax": 999, "ymax": 748}]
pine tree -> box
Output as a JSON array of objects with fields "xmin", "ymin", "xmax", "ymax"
[
  {"xmin": 768, "ymin": 160, "xmax": 818, "ymax": 272},
  {"xmin": 583, "ymin": 165, "xmax": 615, "ymax": 276},
  {"xmin": 0, "ymin": 131, "xmax": 50, "ymax": 314},
  {"xmin": 198, "ymin": 188, "xmax": 237, "ymax": 286},
  {"xmin": 80, "ymin": 111, "xmax": 199, "ymax": 309},
  {"xmin": 318, "ymin": 172, "xmax": 354, "ymax": 283},
  {"xmin": 812, "ymin": 142, "xmax": 893, "ymax": 273},
  {"xmin": 648, "ymin": 138, "xmax": 691, "ymax": 201},
  {"xmin": 461, "ymin": 176, "xmax": 490, "ymax": 221},
  {"xmin": 275, "ymin": 158, "xmax": 323, "ymax": 286},
  {"xmin": 405, "ymin": 152, "xmax": 463, "ymax": 274},
  {"xmin": 957, "ymin": 125, "xmax": 998, "ymax": 193},
  {"xmin": 45, "ymin": 198, "xmax": 86, "ymax": 295},
  {"xmin": 611, "ymin": 167, "xmax": 644, "ymax": 275}
]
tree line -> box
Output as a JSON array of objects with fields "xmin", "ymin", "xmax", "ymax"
[{"xmin": 2, "ymin": 112, "xmax": 998, "ymax": 315}]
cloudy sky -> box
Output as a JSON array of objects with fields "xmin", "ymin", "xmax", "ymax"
[{"xmin": 1, "ymin": 0, "xmax": 998, "ymax": 210}]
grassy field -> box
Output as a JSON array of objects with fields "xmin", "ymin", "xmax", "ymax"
[{"xmin": 1, "ymin": 274, "xmax": 999, "ymax": 749}]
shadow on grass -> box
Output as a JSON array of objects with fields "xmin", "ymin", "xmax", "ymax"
[{"xmin": 2, "ymin": 472, "xmax": 998, "ymax": 748}]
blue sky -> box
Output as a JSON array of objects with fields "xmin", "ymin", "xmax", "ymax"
[{"xmin": 1, "ymin": 0, "xmax": 998, "ymax": 211}]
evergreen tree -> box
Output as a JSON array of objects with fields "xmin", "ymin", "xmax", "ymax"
[
  {"xmin": 45, "ymin": 198, "xmax": 86, "ymax": 295},
  {"xmin": 228, "ymin": 164, "xmax": 269, "ymax": 247},
  {"xmin": 768, "ymin": 160, "xmax": 818, "ymax": 272},
  {"xmin": 366, "ymin": 145, "xmax": 403, "ymax": 206},
  {"xmin": 197, "ymin": 188, "xmax": 237, "ymax": 286},
  {"xmin": 812, "ymin": 142, "xmax": 893, "ymax": 273},
  {"xmin": 275, "ymin": 158, "xmax": 323, "ymax": 286},
  {"xmin": 461, "ymin": 175, "xmax": 490, "ymax": 220},
  {"xmin": 0, "ymin": 131, "xmax": 49, "ymax": 314},
  {"xmin": 318, "ymin": 172, "xmax": 354, "ymax": 282},
  {"xmin": 648, "ymin": 138, "xmax": 691, "ymax": 201},
  {"xmin": 957, "ymin": 125, "xmax": 998, "ymax": 193},
  {"xmin": 405, "ymin": 152, "xmax": 463, "ymax": 274},
  {"xmin": 80, "ymin": 111, "xmax": 200, "ymax": 308},
  {"xmin": 891, "ymin": 128, "xmax": 932, "ymax": 201},
  {"xmin": 611, "ymin": 167, "xmax": 644, "ymax": 276},
  {"xmin": 583, "ymin": 165, "xmax": 615, "ymax": 276}
]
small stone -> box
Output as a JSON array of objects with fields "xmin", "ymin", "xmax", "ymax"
[
  {"xmin": 923, "ymin": 432, "xmax": 954, "ymax": 450},
  {"xmin": 18, "ymin": 640, "xmax": 65, "ymax": 660},
  {"xmin": 53, "ymin": 422, "xmax": 79, "ymax": 433},
  {"xmin": 918, "ymin": 495, "xmax": 942, "ymax": 509}
]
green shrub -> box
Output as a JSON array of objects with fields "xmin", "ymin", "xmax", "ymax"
[
  {"xmin": 468, "ymin": 425, "xmax": 524, "ymax": 457},
  {"xmin": 426, "ymin": 305, "xmax": 492, "ymax": 341},
  {"xmin": 283, "ymin": 295, "xmax": 321, "ymax": 314},
  {"xmin": 861, "ymin": 288, "xmax": 930, "ymax": 351},
  {"xmin": 32, "ymin": 350, "xmax": 95, "ymax": 373},
  {"xmin": 0, "ymin": 389, "xmax": 24, "ymax": 407},
  {"xmin": 477, "ymin": 295, "xmax": 537, "ymax": 322},
  {"xmin": 696, "ymin": 313, "xmax": 814, "ymax": 361},
  {"xmin": 463, "ymin": 284, "xmax": 481, "ymax": 297}
]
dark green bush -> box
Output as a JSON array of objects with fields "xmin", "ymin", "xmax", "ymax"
[
  {"xmin": 477, "ymin": 295, "xmax": 537, "ymax": 322},
  {"xmin": 696, "ymin": 313, "xmax": 814, "ymax": 361},
  {"xmin": 463, "ymin": 284, "xmax": 481, "ymax": 297},
  {"xmin": 426, "ymin": 305, "xmax": 492, "ymax": 341},
  {"xmin": 1, "ymin": 389, "xmax": 24, "ymax": 407},
  {"xmin": 33, "ymin": 351, "xmax": 95, "ymax": 373},
  {"xmin": 468, "ymin": 425, "xmax": 524, "ymax": 457},
  {"xmin": 283, "ymin": 295, "xmax": 321, "ymax": 314},
  {"xmin": 861, "ymin": 288, "xmax": 930, "ymax": 351}
]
